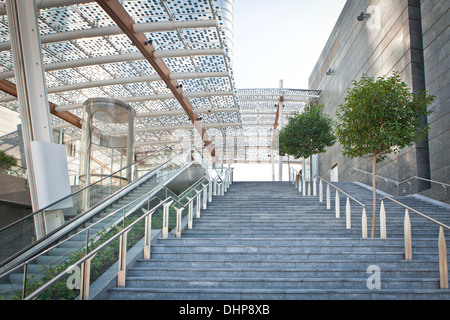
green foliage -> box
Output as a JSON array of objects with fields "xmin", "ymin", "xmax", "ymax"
[
  {"xmin": 0, "ymin": 150, "xmax": 17, "ymax": 173},
  {"xmin": 279, "ymin": 104, "xmax": 336, "ymax": 160},
  {"xmin": 335, "ymin": 72, "xmax": 435, "ymax": 162}
]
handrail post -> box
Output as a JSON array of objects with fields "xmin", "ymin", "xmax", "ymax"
[
  {"xmin": 117, "ymin": 231, "xmax": 128, "ymax": 287},
  {"xmin": 208, "ymin": 182, "xmax": 213, "ymax": 202},
  {"xmin": 404, "ymin": 209, "xmax": 412, "ymax": 260},
  {"xmin": 175, "ymin": 207, "xmax": 183, "ymax": 238},
  {"xmin": 196, "ymin": 192, "xmax": 201, "ymax": 218},
  {"xmin": 380, "ymin": 200, "xmax": 387, "ymax": 239},
  {"xmin": 313, "ymin": 179, "xmax": 317, "ymax": 196},
  {"xmin": 302, "ymin": 180, "xmax": 306, "ymax": 196},
  {"xmin": 162, "ymin": 202, "xmax": 171, "ymax": 239},
  {"xmin": 308, "ymin": 182, "xmax": 311, "ymax": 196},
  {"xmin": 143, "ymin": 214, "xmax": 152, "ymax": 259},
  {"xmin": 346, "ymin": 196, "xmax": 351, "ymax": 229},
  {"xmin": 80, "ymin": 254, "xmax": 96, "ymax": 300},
  {"xmin": 326, "ymin": 184, "xmax": 331, "ymax": 210},
  {"xmin": 202, "ymin": 185, "xmax": 208, "ymax": 210},
  {"xmin": 319, "ymin": 179, "xmax": 323, "ymax": 203},
  {"xmin": 335, "ymin": 190, "xmax": 340, "ymax": 218},
  {"xmin": 439, "ymin": 226, "xmax": 448, "ymax": 289},
  {"xmin": 362, "ymin": 207, "xmax": 367, "ymax": 239},
  {"xmin": 187, "ymin": 197, "xmax": 194, "ymax": 229},
  {"xmin": 221, "ymin": 183, "xmax": 225, "ymax": 196}
]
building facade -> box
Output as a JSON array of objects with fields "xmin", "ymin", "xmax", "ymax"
[{"xmin": 309, "ymin": 0, "xmax": 449, "ymax": 202}]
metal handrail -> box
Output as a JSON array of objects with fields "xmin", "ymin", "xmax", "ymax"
[
  {"xmin": 379, "ymin": 195, "xmax": 449, "ymax": 289},
  {"xmin": 0, "ymin": 148, "xmax": 184, "ymax": 270},
  {"xmin": 318, "ymin": 175, "xmax": 366, "ymax": 209},
  {"xmin": 0, "ymin": 161, "xmax": 197, "ymax": 281},
  {"xmin": 22, "ymin": 170, "xmax": 230, "ymax": 300},
  {"xmin": 347, "ymin": 167, "xmax": 450, "ymax": 190},
  {"xmin": 0, "ymin": 146, "xmax": 174, "ymax": 234},
  {"xmin": 380, "ymin": 195, "xmax": 450, "ymax": 231}
]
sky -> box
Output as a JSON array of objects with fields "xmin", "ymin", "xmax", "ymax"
[
  {"xmin": 232, "ymin": 0, "xmax": 347, "ymax": 89},
  {"xmin": 230, "ymin": 0, "xmax": 347, "ymax": 181}
]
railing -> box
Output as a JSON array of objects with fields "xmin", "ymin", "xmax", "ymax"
[
  {"xmin": 289, "ymin": 169, "xmax": 368, "ymax": 237},
  {"xmin": 289, "ymin": 167, "xmax": 449, "ymax": 289},
  {"xmin": 347, "ymin": 167, "xmax": 449, "ymax": 196},
  {"xmin": 0, "ymin": 146, "xmax": 182, "ymax": 270},
  {"xmin": 379, "ymin": 196, "xmax": 449, "ymax": 289},
  {"xmin": 0, "ymin": 165, "xmax": 232, "ymax": 300}
]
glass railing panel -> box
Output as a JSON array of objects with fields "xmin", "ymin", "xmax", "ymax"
[{"xmin": 0, "ymin": 147, "xmax": 180, "ymax": 267}]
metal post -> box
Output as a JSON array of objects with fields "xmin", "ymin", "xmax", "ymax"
[
  {"xmin": 346, "ymin": 197, "xmax": 351, "ymax": 229},
  {"xmin": 208, "ymin": 182, "xmax": 212, "ymax": 202},
  {"xmin": 162, "ymin": 202, "xmax": 171, "ymax": 239},
  {"xmin": 143, "ymin": 214, "xmax": 152, "ymax": 259},
  {"xmin": 404, "ymin": 209, "xmax": 412, "ymax": 260},
  {"xmin": 117, "ymin": 232, "xmax": 128, "ymax": 287},
  {"xmin": 202, "ymin": 186, "xmax": 207, "ymax": 209},
  {"xmin": 380, "ymin": 200, "xmax": 387, "ymax": 239},
  {"xmin": 313, "ymin": 180, "xmax": 317, "ymax": 196},
  {"xmin": 335, "ymin": 190, "xmax": 340, "ymax": 218},
  {"xmin": 302, "ymin": 180, "xmax": 306, "ymax": 196},
  {"xmin": 326, "ymin": 184, "xmax": 331, "ymax": 210},
  {"xmin": 196, "ymin": 192, "xmax": 201, "ymax": 218},
  {"xmin": 188, "ymin": 197, "xmax": 193, "ymax": 229},
  {"xmin": 175, "ymin": 207, "xmax": 183, "ymax": 238},
  {"xmin": 438, "ymin": 226, "xmax": 448, "ymax": 289},
  {"xmin": 80, "ymin": 255, "xmax": 96, "ymax": 300},
  {"xmin": 362, "ymin": 207, "xmax": 368, "ymax": 239},
  {"xmin": 319, "ymin": 179, "xmax": 323, "ymax": 203}
]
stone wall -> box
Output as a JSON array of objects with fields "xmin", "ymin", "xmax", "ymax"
[{"xmin": 309, "ymin": 0, "xmax": 449, "ymax": 202}]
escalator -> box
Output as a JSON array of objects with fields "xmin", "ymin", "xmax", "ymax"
[{"xmin": 0, "ymin": 147, "xmax": 215, "ymax": 299}]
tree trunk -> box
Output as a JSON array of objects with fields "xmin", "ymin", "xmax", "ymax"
[
  {"xmin": 310, "ymin": 155, "xmax": 313, "ymax": 195},
  {"xmin": 371, "ymin": 155, "xmax": 377, "ymax": 238}
]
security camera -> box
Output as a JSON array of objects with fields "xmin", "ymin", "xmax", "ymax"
[{"xmin": 357, "ymin": 12, "xmax": 370, "ymax": 21}]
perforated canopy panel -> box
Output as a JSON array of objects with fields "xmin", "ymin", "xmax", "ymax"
[{"xmin": 0, "ymin": 0, "xmax": 319, "ymax": 166}]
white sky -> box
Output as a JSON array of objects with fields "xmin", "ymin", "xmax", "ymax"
[
  {"xmin": 232, "ymin": 0, "xmax": 347, "ymax": 89},
  {"xmin": 230, "ymin": 0, "xmax": 347, "ymax": 181}
]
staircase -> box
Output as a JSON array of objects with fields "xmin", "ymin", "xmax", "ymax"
[{"xmin": 106, "ymin": 181, "xmax": 450, "ymax": 300}]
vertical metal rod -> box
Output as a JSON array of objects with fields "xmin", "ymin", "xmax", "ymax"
[
  {"xmin": 326, "ymin": 184, "xmax": 331, "ymax": 210},
  {"xmin": 346, "ymin": 196, "xmax": 351, "ymax": 229},
  {"xmin": 80, "ymin": 255, "xmax": 96, "ymax": 300},
  {"xmin": 380, "ymin": 200, "xmax": 387, "ymax": 239},
  {"xmin": 85, "ymin": 228, "xmax": 90, "ymax": 254},
  {"xmin": 335, "ymin": 190, "xmax": 340, "ymax": 218},
  {"xmin": 176, "ymin": 207, "xmax": 183, "ymax": 238},
  {"xmin": 162, "ymin": 203, "xmax": 169, "ymax": 239},
  {"xmin": 319, "ymin": 179, "xmax": 323, "ymax": 203},
  {"xmin": 404, "ymin": 209, "xmax": 412, "ymax": 260},
  {"xmin": 313, "ymin": 180, "xmax": 317, "ymax": 196},
  {"xmin": 21, "ymin": 263, "xmax": 28, "ymax": 300},
  {"xmin": 362, "ymin": 207, "xmax": 368, "ymax": 239},
  {"xmin": 196, "ymin": 193, "xmax": 201, "ymax": 218},
  {"xmin": 143, "ymin": 214, "xmax": 152, "ymax": 259},
  {"xmin": 117, "ymin": 232, "xmax": 128, "ymax": 287},
  {"xmin": 438, "ymin": 226, "xmax": 448, "ymax": 289},
  {"xmin": 208, "ymin": 182, "xmax": 212, "ymax": 202},
  {"xmin": 203, "ymin": 187, "xmax": 207, "ymax": 209},
  {"xmin": 188, "ymin": 198, "xmax": 193, "ymax": 229}
]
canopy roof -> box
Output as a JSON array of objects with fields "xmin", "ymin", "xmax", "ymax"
[{"xmin": 0, "ymin": 0, "xmax": 320, "ymax": 165}]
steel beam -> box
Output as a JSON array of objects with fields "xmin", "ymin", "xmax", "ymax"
[{"xmin": 0, "ymin": 79, "xmax": 82, "ymax": 129}]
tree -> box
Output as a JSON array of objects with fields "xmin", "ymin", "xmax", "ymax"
[
  {"xmin": 279, "ymin": 104, "xmax": 336, "ymax": 194},
  {"xmin": 0, "ymin": 150, "xmax": 17, "ymax": 173},
  {"xmin": 335, "ymin": 72, "xmax": 435, "ymax": 238}
]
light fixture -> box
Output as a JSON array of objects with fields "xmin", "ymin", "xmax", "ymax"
[
  {"xmin": 326, "ymin": 68, "xmax": 333, "ymax": 76},
  {"xmin": 357, "ymin": 12, "xmax": 370, "ymax": 21}
]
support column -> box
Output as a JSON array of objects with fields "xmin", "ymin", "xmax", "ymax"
[{"xmin": 6, "ymin": 0, "xmax": 71, "ymax": 238}]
